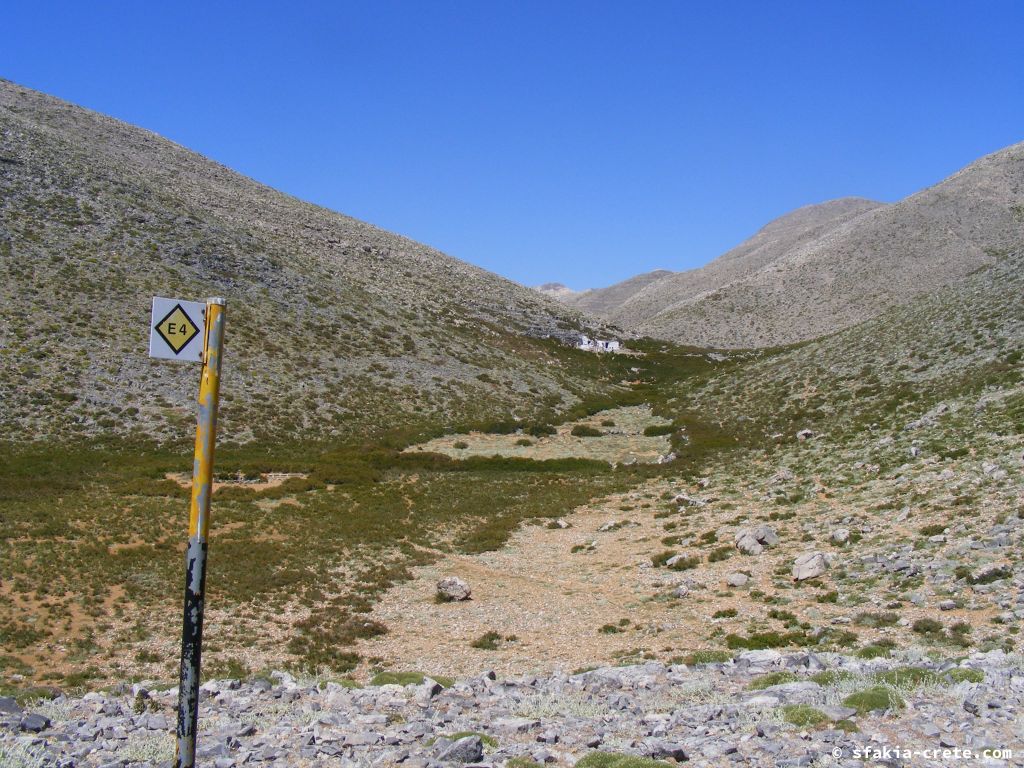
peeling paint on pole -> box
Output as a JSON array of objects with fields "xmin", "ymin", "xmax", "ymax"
[{"xmin": 173, "ymin": 297, "xmax": 226, "ymax": 768}]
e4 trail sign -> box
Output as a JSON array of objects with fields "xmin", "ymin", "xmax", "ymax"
[{"xmin": 150, "ymin": 297, "xmax": 206, "ymax": 361}]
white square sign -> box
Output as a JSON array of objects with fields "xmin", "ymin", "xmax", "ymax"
[{"xmin": 149, "ymin": 296, "xmax": 206, "ymax": 361}]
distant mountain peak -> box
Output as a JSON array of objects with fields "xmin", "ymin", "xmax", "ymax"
[{"xmin": 567, "ymin": 146, "xmax": 1024, "ymax": 348}]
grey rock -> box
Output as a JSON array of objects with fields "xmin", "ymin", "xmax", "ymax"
[
  {"xmin": 735, "ymin": 525, "xmax": 779, "ymax": 555},
  {"xmin": 792, "ymin": 551, "xmax": 830, "ymax": 581},
  {"xmin": 436, "ymin": 576, "xmax": 472, "ymax": 602},
  {"xmin": 0, "ymin": 696, "xmax": 22, "ymax": 714},
  {"xmin": 438, "ymin": 736, "xmax": 484, "ymax": 763},
  {"xmin": 726, "ymin": 571, "xmax": 750, "ymax": 587},
  {"xmin": 20, "ymin": 713, "xmax": 51, "ymax": 732}
]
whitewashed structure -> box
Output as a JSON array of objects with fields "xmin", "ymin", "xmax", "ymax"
[{"xmin": 578, "ymin": 335, "xmax": 621, "ymax": 352}]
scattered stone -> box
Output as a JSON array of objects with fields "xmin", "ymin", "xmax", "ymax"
[
  {"xmin": 830, "ymin": 528, "xmax": 850, "ymax": 544},
  {"xmin": 0, "ymin": 697, "xmax": 21, "ymax": 715},
  {"xmin": 20, "ymin": 713, "xmax": 51, "ymax": 732},
  {"xmin": 4, "ymin": 651, "xmax": 1022, "ymax": 767},
  {"xmin": 796, "ymin": 429, "xmax": 815, "ymax": 441},
  {"xmin": 673, "ymin": 494, "xmax": 707, "ymax": 507},
  {"xmin": 436, "ymin": 576, "xmax": 472, "ymax": 602},
  {"xmin": 792, "ymin": 551, "xmax": 830, "ymax": 582},
  {"xmin": 726, "ymin": 571, "xmax": 750, "ymax": 587},
  {"xmin": 437, "ymin": 735, "xmax": 484, "ymax": 763}
]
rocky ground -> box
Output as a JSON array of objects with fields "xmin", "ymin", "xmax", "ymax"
[{"xmin": 2, "ymin": 649, "xmax": 1022, "ymax": 767}]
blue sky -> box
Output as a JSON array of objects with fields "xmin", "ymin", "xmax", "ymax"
[{"xmin": 4, "ymin": 2, "xmax": 1023, "ymax": 289}]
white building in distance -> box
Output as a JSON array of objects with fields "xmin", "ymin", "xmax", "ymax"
[{"xmin": 578, "ymin": 335, "xmax": 621, "ymax": 352}]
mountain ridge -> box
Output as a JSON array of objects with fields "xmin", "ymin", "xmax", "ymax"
[{"xmin": 561, "ymin": 145, "xmax": 1024, "ymax": 347}]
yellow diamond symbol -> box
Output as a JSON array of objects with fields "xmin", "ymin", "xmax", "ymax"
[{"xmin": 155, "ymin": 304, "xmax": 200, "ymax": 354}]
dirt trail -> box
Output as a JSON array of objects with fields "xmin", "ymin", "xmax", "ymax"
[{"xmin": 357, "ymin": 479, "xmax": 723, "ymax": 677}]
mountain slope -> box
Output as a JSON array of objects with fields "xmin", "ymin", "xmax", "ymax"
[
  {"xmin": 564, "ymin": 269, "xmax": 673, "ymax": 321},
  {"xmin": 0, "ymin": 79, "xmax": 613, "ymax": 445},
  {"xmin": 573, "ymin": 145, "xmax": 1024, "ymax": 348}
]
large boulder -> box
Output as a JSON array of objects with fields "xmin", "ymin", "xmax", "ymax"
[
  {"xmin": 436, "ymin": 576, "xmax": 472, "ymax": 602},
  {"xmin": 792, "ymin": 552, "xmax": 830, "ymax": 582},
  {"xmin": 735, "ymin": 525, "xmax": 779, "ymax": 555},
  {"xmin": 726, "ymin": 571, "xmax": 750, "ymax": 587}
]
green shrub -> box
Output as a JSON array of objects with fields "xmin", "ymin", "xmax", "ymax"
[
  {"xmin": 707, "ymin": 545, "xmax": 732, "ymax": 562},
  {"xmin": 854, "ymin": 611, "xmax": 899, "ymax": 628},
  {"xmin": 643, "ymin": 425, "xmax": 675, "ymax": 437},
  {"xmin": 712, "ymin": 608, "xmax": 738, "ymax": 619},
  {"xmin": 576, "ymin": 752, "xmax": 673, "ymax": 768},
  {"xmin": 650, "ymin": 550, "xmax": 676, "ymax": 567},
  {"xmin": 782, "ymin": 704, "xmax": 828, "ymax": 727},
  {"xmin": 856, "ymin": 639, "xmax": 897, "ymax": 659},
  {"xmin": 746, "ymin": 671, "xmax": 798, "ymax": 690},
  {"xmin": 506, "ymin": 759, "xmax": 543, "ymax": 768},
  {"xmin": 810, "ymin": 670, "xmax": 854, "ymax": 686},
  {"xmin": 526, "ymin": 424, "xmax": 557, "ymax": 437},
  {"xmin": 470, "ymin": 631, "xmax": 504, "ymax": 650},
  {"xmin": 947, "ymin": 668, "xmax": 984, "ymax": 683},
  {"xmin": 725, "ymin": 631, "xmax": 809, "ymax": 650},
  {"xmin": 571, "ymin": 425, "xmax": 603, "ymax": 437},
  {"xmin": 681, "ymin": 649, "xmax": 732, "ymax": 665},
  {"xmin": 668, "ymin": 555, "xmax": 700, "ymax": 571},
  {"xmin": 872, "ymin": 667, "xmax": 942, "ymax": 689},
  {"xmin": 912, "ymin": 618, "xmax": 944, "ymax": 638},
  {"xmin": 842, "ymin": 686, "xmax": 905, "ymax": 714},
  {"xmin": 426, "ymin": 731, "xmax": 498, "ymax": 748}
]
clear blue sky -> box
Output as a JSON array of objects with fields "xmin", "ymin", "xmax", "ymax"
[{"xmin": 4, "ymin": 2, "xmax": 1023, "ymax": 289}]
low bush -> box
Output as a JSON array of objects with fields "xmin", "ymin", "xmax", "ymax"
[
  {"xmin": 746, "ymin": 671, "xmax": 798, "ymax": 690},
  {"xmin": 782, "ymin": 704, "xmax": 828, "ymax": 727},
  {"xmin": 842, "ymin": 686, "xmax": 905, "ymax": 714}
]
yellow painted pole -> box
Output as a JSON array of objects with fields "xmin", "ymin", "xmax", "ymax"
[{"xmin": 175, "ymin": 297, "xmax": 226, "ymax": 768}]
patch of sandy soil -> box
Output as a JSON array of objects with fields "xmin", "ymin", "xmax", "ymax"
[
  {"xmin": 165, "ymin": 471, "xmax": 307, "ymax": 492},
  {"xmin": 357, "ymin": 479, "xmax": 730, "ymax": 678},
  {"xmin": 356, "ymin": 467, "xmax": 1001, "ymax": 679}
]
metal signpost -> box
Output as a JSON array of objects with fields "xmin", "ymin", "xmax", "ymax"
[{"xmin": 148, "ymin": 296, "xmax": 227, "ymax": 768}]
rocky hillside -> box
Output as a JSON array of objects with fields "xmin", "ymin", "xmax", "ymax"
[
  {"xmin": 0, "ymin": 79, "xmax": 612, "ymax": 446},
  {"xmin": 564, "ymin": 269, "xmax": 674, "ymax": 320},
  {"xmin": 566, "ymin": 146, "xmax": 1024, "ymax": 348},
  {"xmin": 533, "ymin": 282, "xmax": 577, "ymax": 300}
]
